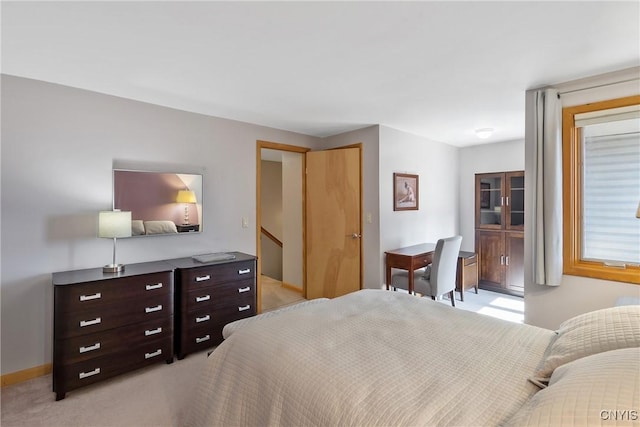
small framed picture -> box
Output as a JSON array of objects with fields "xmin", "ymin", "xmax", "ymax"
[{"xmin": 394, "ymin": 173, "xmax": 419, "ymax": 211}]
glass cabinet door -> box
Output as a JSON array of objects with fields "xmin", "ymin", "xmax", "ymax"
[
  {"xmin": 477, "ymin": 174, "xmax": 503, "ymax": 228},
  {"xmin": 507, "ymin": 172, "xmax": 525, "ymax": 230}
]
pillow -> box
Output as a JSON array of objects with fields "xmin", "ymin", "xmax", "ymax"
[
  {"xmin": 131, "ymin": 220, "xmax": 145, "ymax": 236},
  {"xmin": 506, "ymin": 348, "xmax": 640, "ymax": 426},
  {"xmin": 144, "ymin": 220, "xmax": 178, "ymax": 235},
  {"xmin": 531, "ymin": 305, "xmax": 640, "ymax": 386}
]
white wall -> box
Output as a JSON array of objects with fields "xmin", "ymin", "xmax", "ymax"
[
  {"xmin": 458, "ymin": 140, "xmax": 525, "ymax": 252},
  {"xmin": 281, "ymin": 152, "xmax": 303, "ymax": 289},
  {"xmin": 260, "ymin": 160, "xmax": 283, "ymax": 280},
  {"xmin": 321, "ymin": 125, "xmax": 381, "ymax": 289},
  {"xmin": 0, "ymin": 75, "xmax": 321, "ymax": 375},
  {"xmin": 524, "ymin": 68, "xmax": 640, "ymax": 330},
  {"xmin": 378, "ymin": 126, "xmax": 459, "ymax": 287}
]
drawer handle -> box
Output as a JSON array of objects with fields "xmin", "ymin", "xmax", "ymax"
[
  {"xmin": 145, "ymin": 305, "xmax": 162, "ymax": 314},
  {"xmin": 195, "ymin": 314, "xmax": 211, "ymax": 323},
  {"xmin": 195, "ymin": 275, "xmax": 211, "ymax": 282},
  {"xmin": 79, "ymin": 292, "xmax": 101, "ymax": 302},
  {"xmin": 195, "ymin": 295, "xmax": 211, "ymax": 303},
  {"xmin": 79, "ymin": 343, "xmax": 101, "ymax": 353},
  {"xmin": 80, "ymin": 317, "xmax": 101, "ymax": 327},
  {"xmin": 145, "ymin": 349, "xmax": 162, "ymax": 359},
  {"xmin": 238, "ymin": 286, "xmax": 251, "ymax": 293},
  {"xmin": 145, "ymin": 327, "xmax": 162, "ymax": 336},
  {"xmin": 238, "ymin": 304, "xmax": 251, "ymax": 312},
  {"xmin": 238, "ymin": 269, "xmax": 251, "ymax": 275},
  {"xmin": 196, "ymin": 335, "xmax": 210, "ymax": 344},
  {"xmin": 146, "ymin": 283, "xmax": 163, "ymax": 291},
  {"xmin": 79, "ymin": 368, "xmax": 100, "ymax": 379}
]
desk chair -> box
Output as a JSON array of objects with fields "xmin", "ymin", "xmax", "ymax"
[{"xmin": 391, "ymin": 236, "xmax": 462, "ymax": 306}]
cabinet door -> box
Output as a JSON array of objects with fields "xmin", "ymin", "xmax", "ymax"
[
  {"xmin": 476, "ymin": 231, "xmax": 504, "ymax": 288},
  {"xmin": 505, "ymin": 232, "xmax": 524, "ymax": 292},
  {"xmin": 475, "ymin": 173, "xmax": 504, "ymax": 230},
  {"xmin": 506, "ymin": 172, "xmax": 525, "ymax": 231}
]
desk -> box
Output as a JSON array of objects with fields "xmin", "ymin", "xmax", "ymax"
[{"xmin": 385, "ymin": 243, "xmax": 436, "ymax": 295}]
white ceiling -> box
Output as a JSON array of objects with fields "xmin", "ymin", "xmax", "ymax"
[{"xmin": 2, "ymin": 1, "xmax": 639, "ymax": 147}]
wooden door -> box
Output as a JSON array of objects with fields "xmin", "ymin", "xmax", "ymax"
[
  {"xmin": 475, "ymin": 172, "xmax": 505, "ymax": 230},
  {"xmin": 476, "ymin": 230, "xmax": 504, "ymax": 289},
  {"xmin": 505, "ymin": 171, "xmax": 525, "ymax": 231},
  {"xmin": 505, "ymin": 232, "xmax": 525, "ymax": 293},
  {"xmin": 305, "ymin": 147, "xmax": 361, "ymax": 299}
]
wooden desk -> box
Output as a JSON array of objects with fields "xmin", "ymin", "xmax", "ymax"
[{"xmin": 385, "ymin": 243, "xmax": 436, "ymax": 295}]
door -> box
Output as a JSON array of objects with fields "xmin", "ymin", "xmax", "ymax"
[
  {"xmin": 476, "ymin": 230, "xmax": 504, "ymax": 289},
  {"xmin": 505, "ymin": 232, "xmax": 525, "ymax": 293},
  {"xmin": 306, "ymin": 147, "xmax": 362, "ymax": 299}
]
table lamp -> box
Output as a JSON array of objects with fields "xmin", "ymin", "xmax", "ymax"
[
  {"xmin": 99, "ymin": 210, "xmax": 132, "ymax": 273},
  {"xmin": 176, "ymin": 190, "xmax": 197, "ymax": 225}
]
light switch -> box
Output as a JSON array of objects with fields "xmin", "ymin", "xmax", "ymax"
[
  {"xmin": 242, "ymin": 217, "xmax": 249, "ymax": 228},
  {"xmin": 366, "ymin": 213, "xmax": 372, "ymax": 224}
]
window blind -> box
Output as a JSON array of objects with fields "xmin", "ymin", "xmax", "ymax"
[{"xmin": 582, "ymin": 131, "xmax": 640, "ymax": 264}]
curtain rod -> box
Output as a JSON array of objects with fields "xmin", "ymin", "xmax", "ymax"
[{"xmin": 558, "ymin": 77, "xmax": 640, "ymax": 96}]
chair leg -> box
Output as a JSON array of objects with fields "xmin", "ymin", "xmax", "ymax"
[
  {"xmin": 431, "ymin": 296, "xmax": 436, "ymax": 301},
  {"xmin": 450, "ymin": 291, "xmax": 455, "ymax": 307}
]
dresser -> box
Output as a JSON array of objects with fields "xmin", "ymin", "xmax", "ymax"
[
  {"xmin": 168, "ymin": 253, "xmax": 257, "ymax": 359},
  {"xmin": 52, "ymin": 261, "xmax": 175, "ymax": 401}
]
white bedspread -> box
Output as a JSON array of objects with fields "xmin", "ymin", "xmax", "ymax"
[{"xmin": 184, "ymin": 289, "xmax": 554, "ymax": 426}]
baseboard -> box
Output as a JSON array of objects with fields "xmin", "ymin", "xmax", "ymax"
[
  {"xmin": 1, "ymin": 364, "xmax": 52, "ymax": 387},
  {"xmin": 281, "ymin": 282, "xmax": 303, "ymax": 293}
]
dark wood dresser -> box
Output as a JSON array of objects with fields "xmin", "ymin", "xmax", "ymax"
[
  {"xmin": 52, "ymin": 261, "xmax": 175, "ymax": 400},
  {"xmin": 167, "ymin": 253, "xmax": 257, "ymax": 359}
]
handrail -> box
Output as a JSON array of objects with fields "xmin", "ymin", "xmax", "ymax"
[{"xmin": 261, "ymin": 227, "xmax": 283, "ymax": 248}]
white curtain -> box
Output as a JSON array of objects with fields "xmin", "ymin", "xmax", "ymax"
[{"xmin": 529, "ymin": 88, "xmax": 563, "ymax": 286}]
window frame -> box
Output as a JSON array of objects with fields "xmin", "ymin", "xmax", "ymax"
[{"xmin": 562, "ymin": 95, "xmax": 640, "ymax": 284}]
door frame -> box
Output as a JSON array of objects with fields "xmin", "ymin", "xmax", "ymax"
[
  {"xmin": 256, "ymin": 140, "xmax": 310, "ymax": 313},
  {"xmin": 256, "ymin": 140, "xmax": 364, "ymax": 312}
]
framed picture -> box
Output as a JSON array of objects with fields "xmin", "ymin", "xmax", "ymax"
[
  {"xmin": 480, "ymin": 182, "xmax": 490, "ymax": 209},
  {"xmin": 393, "ymin": 173, "xmax": 419, "ymax": 211}
]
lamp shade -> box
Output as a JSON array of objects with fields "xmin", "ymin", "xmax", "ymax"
[
  {"xmin": 176, "ymin": 190, "xmax": 197, "ymax": 204},
  {"xmin": 98, "ymin": 211, "xmax": 132, "ymax": 238}
]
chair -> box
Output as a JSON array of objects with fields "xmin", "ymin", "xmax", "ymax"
[{"xmin": 390, "ymin": 236, "xmax": 462, "ymax": 306}]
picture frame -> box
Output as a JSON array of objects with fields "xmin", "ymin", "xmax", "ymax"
[
  {"xmin": 393, "ymin": 173, "xmax": 419, "ymax": 211},
  {"xmin": 480, "ymin": 182, "xmax": 490, "ymax": 209}
]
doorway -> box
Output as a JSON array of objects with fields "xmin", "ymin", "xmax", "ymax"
[
  {"xmin": 256, "ymin": 141, "xmax": 309, "ymax": 313},
  {"xmin": 256, "ymin": 140, "xmax": 363, "ymax": 313}
]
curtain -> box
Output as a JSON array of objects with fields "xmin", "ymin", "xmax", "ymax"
[{"xmin": 529, "ymin": 88, "xmax": 563, "ymax": 286}]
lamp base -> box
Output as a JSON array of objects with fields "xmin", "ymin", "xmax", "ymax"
[{"xmin": 103, "ymin": 264, "xmax": 125, "ymax": 273}]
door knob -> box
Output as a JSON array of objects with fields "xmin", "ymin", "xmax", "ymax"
[{"xmin": 350, "ymin": 233, "xmax": 362, "ymax": 239}]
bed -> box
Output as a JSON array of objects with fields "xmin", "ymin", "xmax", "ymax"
[{"xmin": 184, "ymin": 289, "xmax": 640, "ymax": 426}]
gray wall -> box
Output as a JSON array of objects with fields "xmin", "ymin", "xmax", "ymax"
[
  {"xmin": 260, "ymin": 160, "xmax": 283, "ymax": 280},
  {"xmin": 378, "ymin": 126, "xmax": 459, "ymax": 286},
  {"xmin": 0, "ymin": 75, "xmax": 321, "ymax": 374}
]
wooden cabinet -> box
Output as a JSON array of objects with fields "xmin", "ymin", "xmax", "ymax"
[
  {"xmin": 456, "ymin": 251, "xmax": 479, "ymax": 301},
  {"xmin": 168, "ymin": 252, "xmax": 257, "ymax": 359},
  {"xmin": 52, "ymin": 261, "xmax": 175, "ymax": 401},
  {"xmin": 475, "ymin": 171, "xmax": 525, "ymax": 296}
]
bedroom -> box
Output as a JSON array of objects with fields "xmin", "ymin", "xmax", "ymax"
[{"xmin": 1, "ymin": 1, "xmax": 639, "ymax": 425}]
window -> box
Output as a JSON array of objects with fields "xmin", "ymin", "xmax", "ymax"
[{"xmin": 562, "ymin": 95, "xmax": 640, "ymax": 284}]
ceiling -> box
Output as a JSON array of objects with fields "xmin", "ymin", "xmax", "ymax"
[{"xmin": 2, "ymin": 1, "xmax": 639, "ymax": 147}]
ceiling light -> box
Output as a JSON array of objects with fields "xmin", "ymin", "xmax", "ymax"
[{"xmin": 475, "ymin": 128, "xmax": 493, "ymax": 139}]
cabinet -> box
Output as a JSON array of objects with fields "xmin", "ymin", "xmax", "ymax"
[
  {"xmin": 52, "ymin": 261, "xmax": 175, "ymax": 400},
  {"xmin": 456, "ymin": 251, "xmax": 479, "ymax": 301},
  {"xmin": 168, "ymin": 252, "xmax": 257, "ymax": 359},
  {"xmin": 475, "ymin": 171, "xmax": 525, "ymax": 295}
]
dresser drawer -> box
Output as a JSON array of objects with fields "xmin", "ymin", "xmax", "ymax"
[
  {"xmin": 55, "ymin": 272, "xmax": 172, "ymax": 314},
  {"xmin": 180, "ymin": 261, "xmax": 255, "ymax": 290},
  {"xmin": 185, "ymin": 279, "xmax": 254, "ymax": 312},
  {"xmin": 55, "ymin": 316, "xmax": 173, "ymax": 365},
  {"xmin": 54, "ymin": 336, "xmax": 172, "ymax": 393},
  {"xmin": 180, "ymin": 323, "xmax": 226, "ymax": 354},
  {"xmin": 55, "ymin": 293, "xmax": 172, "ymax": 339}
]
